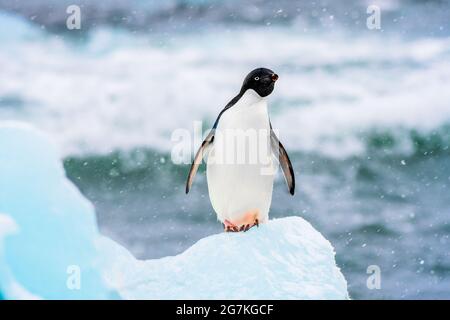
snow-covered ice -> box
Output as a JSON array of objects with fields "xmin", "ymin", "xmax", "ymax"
[
  {"xmin": 0, "ymin": 122, "xmax": 348, "ymax": 299},
  {"xmin": 101, "ymin": 217, "xmax": 348, "ymax": 299}
]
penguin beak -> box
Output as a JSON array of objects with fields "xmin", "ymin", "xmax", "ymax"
[{"xmin": 271, "ymin": 73, "xmax": 279, "ymax": 82}]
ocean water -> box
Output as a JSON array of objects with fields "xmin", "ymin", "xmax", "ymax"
[{"xmin": 0, "ymin": 0, "xmax": 449, "ymax": 299}]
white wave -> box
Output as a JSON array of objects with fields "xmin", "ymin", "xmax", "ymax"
[{"xmin": 0, "ymin": 15, "xmax": 449, "ymax": 158}]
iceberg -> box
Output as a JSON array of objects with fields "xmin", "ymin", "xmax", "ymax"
[
  {"xmin": 0, "ymin": 122, "xmax": 348, "ymax": 300},
  {"xmin": 0, "ymin": 122, "xmax": 117, "ymax": 299},
  {"xmin": 101, "ymin": 217, "xmax": 348, "ymax": 299}
]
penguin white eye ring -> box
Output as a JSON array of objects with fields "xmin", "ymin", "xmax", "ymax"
[{"xmin": 186, "ymin": 67, "xmax": 295, "ymax": 233}]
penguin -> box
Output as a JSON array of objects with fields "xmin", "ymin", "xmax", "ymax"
[{"xmin": 186, "ymin": 68, "xmax": 295, "ymax": 232}]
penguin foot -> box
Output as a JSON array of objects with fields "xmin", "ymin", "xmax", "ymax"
[
  {"xmin": 224, "ymin": 219, "xmax": 239, "ymax": 232},
  {"xmin": 223, "ymin": 218, "xmax": 260, "ymax": 233}
]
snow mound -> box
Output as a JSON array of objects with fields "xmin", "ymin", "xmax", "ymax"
[{"xmin": 0, "ymin": 122, "xmax": 348, "ymax": 300}]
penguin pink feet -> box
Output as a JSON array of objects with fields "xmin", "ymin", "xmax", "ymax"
[
  {"xmin": 223, "ymin": 210, "xmax": 261, "ymax": 232},
  {"xmin": 224, "ymin": 219, "xmax": 239, "ymax": 232}
]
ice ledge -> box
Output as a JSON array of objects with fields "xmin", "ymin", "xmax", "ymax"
[{"xmin": 0, "ymin": 122, "xmax": 348, "ymax": 299}]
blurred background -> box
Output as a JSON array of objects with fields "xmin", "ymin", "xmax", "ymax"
[{"xmin": 0, "ymin": 0, "xmax": 449, "ymax": 299}]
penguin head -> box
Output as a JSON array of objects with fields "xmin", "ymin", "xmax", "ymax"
[{"xmin": 241, "ymin": 68, "xmax": 279, "ymax": 97}]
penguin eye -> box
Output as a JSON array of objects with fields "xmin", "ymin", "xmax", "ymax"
[{"xmin": 254, "ymin": 77, "xmax": 260, "ymax": 81}]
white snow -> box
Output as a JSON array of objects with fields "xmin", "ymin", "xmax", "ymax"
[{"xmin": 0, "ymin": 122, "xmax": 348, "ymax": 300}]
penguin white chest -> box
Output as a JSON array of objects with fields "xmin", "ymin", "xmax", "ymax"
[{"xmin": 206, "ymin": 90, "xmax": 275, "ymax": 223}]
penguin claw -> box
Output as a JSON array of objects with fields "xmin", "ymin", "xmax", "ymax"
[{"xmin": 225, "ymin": 225, "xmax": 239, "ymax": 232}]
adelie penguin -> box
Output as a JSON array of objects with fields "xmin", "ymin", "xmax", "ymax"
[{"xmin": 186, "ymin": 68, "xmax": 295, "ymax": 232}]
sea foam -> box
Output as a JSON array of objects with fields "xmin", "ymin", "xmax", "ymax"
[
  {"xmin": 0, "ymin": 122, "xmax": 348, "ymax": 299},
  {"xmin": 1, "ymin": 12, "xmax": 449, "ymax": 159}
]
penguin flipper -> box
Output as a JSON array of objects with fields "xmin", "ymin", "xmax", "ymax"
[
  {"xmin": 185, "ymin": 130, "xmax": 214, "ymax": 194},
  {"xmin": 270, "ymin": 129, "xmax": 295, "ymax": 195}
]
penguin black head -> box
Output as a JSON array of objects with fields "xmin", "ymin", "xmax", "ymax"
[{"xmin": 241, "ymin": 68, "xmax": 278, "ymax": 98}]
